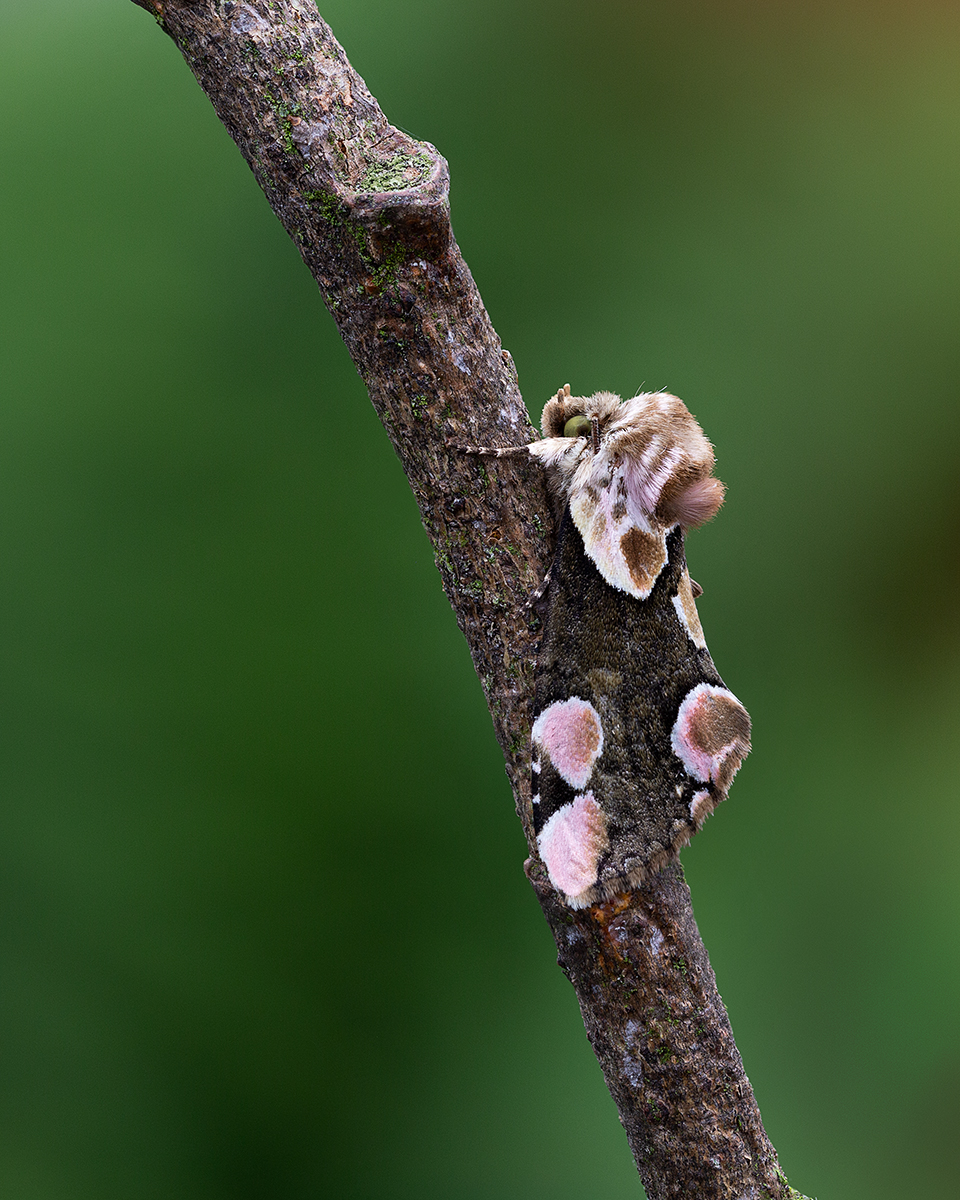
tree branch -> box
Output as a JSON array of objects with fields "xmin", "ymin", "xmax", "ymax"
[{"xmin": 130, "ymin": 2, "xmax": 810, "ymax": 1196}]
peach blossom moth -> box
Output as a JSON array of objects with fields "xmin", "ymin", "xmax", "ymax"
[{"xmin": 465, "ymin": 386, "xmax": 750, "ymax": 908}]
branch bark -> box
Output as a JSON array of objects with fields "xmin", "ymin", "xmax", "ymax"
[{"xmin": 130, "ymin": 3, "xmax": 810, "ymax": 1196}]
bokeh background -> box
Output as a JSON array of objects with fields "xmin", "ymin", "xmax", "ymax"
[{"xmin": 2, "ymin": 1, "xmax": 960, "ymax": 1196}]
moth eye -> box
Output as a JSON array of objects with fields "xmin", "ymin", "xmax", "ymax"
[{"xmin": 563, "ymin": 414, "xmax": 592, "ymax": 439}]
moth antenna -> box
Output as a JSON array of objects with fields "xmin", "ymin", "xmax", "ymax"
[{"xmin": 590, "ymin": 416, "xmax": 600, "ymax": 455}]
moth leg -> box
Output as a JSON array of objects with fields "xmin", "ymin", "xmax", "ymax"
[
  {"xmin": 690, "ymin": 577, "xmax": 703, "ymax": 598},
  {"xmin": 524, "ymin": 560, "xmax": 555, "ymax": 616},
  {"xmin": 446, "ymin": 439, "xmax": 532, "ymax": 459}
]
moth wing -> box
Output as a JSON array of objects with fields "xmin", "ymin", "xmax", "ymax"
[
  {"xmin": 567, "ymin": 459, "xmax": 668, "ymax": 600},
  {"xmin": 532, "ymin": 518, "xmax": 749, "ymax": 908}
]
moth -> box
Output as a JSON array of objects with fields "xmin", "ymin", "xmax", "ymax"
[{"xmin": 465, "ymin": 385, "xmax": 750, "ymax": 908}]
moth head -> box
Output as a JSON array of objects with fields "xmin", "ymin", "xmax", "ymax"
[
  {"xmin": 540, "ymin": 385, "xmax": 623, "ymax": 442},
  {"xmin": 539, "ymin": 386, "xmax": 726, "ymax": 530}
]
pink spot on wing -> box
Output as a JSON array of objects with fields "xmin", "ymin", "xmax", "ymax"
[
  {"xmin": 538, "ymin": 792, "xmax": 609, "ymax": 901},
  {"xmin": 671, "ymin": 684, "xmax": 751, "ymax": 791},
  {"xmin": 532, "ymin": 698, "xmax": 604, "ymax": 789}
]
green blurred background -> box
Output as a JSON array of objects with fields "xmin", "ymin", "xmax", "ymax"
[{"xmin": 2, "ymin": 1, "xmax": 959, "ymax": 1196}]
